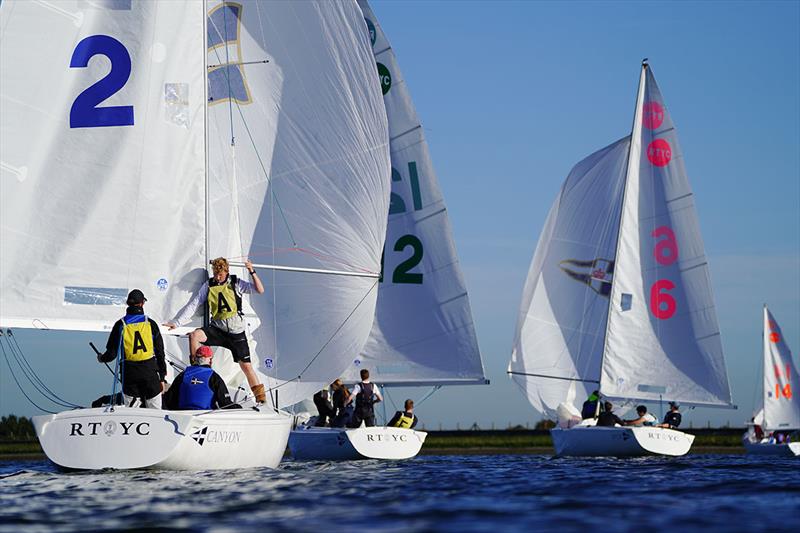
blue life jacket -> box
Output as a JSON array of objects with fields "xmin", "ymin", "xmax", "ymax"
[{"xmin": 178, "ymin": 366, "xmax": 215, "ymax": 410}]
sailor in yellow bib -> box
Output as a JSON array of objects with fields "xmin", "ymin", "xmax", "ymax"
[
  {"xmin": 388, "ymin": 399, "xmax": 419, "ymax": 429},
  {"xmin": 98, "ymin": 289, "xmax": 166, "ymax": 409},
  {"xmin": 165, "ymin": 257, "xmax": 269, "ymax": 404}
]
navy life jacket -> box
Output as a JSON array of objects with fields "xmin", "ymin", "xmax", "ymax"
[
  {"xmin": 355, "ymin": 382, "xmax": 375, "ymax": 410},
  {"xmin": 178, "ymin": 365, "xmax": 215, "ymax": 410},
  {"xmin": 664, "ymin": 411, "xmax": 682, "ymax": 428}
]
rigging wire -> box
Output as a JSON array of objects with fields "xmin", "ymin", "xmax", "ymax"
[
  {"xmin": 0, "ymin": 332, "xmax": 58, "ymax": 414},
  {"xmin": 5, "ymin": 330, "xmax": 80, "ymax": 408}
]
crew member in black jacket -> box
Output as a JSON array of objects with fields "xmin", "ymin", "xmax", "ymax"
[{"xmin": 98, "ymin": 289, "xmax": 166, "ymax": 408}]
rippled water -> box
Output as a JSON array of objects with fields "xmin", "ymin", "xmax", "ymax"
[{"xmin": 1, "ymin": 454, "xmax": 798, "ymax": 532}]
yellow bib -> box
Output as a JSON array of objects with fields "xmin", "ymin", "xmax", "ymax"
[
  {"xmin": 122, "ymin": 319, "xmax": 154, "ymax": 362},
  {"xmin": 208, "ymin": 279, "xmax": 239, "ymax": 321},
  {"xmin": 391, "ymin": 413, "xmax": 415, "ymax": 429}
]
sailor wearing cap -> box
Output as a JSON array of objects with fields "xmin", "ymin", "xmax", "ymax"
[
  {"xmin": 163, "ymin": 346, "xmax": 239, "ymax": 411},
  {"xmin": 98, "ymin": 289, "xmax": 166, "ymax": 408}
]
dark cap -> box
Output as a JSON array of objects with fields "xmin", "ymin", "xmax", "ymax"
[
  {"xmin": 669, "ymin": 402, "xmax": 679, "ymax": 409},
  {"xmin": 126, "ymin": 289, "xmax": 147, "ymax": 305}
]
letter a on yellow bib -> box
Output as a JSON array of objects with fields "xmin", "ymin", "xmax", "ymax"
[
  {"xmin": 123, "ymin": 318, "xmax": 154, "ymax": 362},
  {"xmin": 208, "ymin": 279, "xmax": 239, "ymax": 320}
]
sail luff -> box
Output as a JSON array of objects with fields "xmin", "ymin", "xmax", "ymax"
[{"xmin": 598, "ymin": 63, "xmax": 648, "ymax": 395}]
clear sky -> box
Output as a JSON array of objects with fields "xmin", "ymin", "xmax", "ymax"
[{"xmin": 1, "ymin": 0, "xmax": 798, "ymax": 429}]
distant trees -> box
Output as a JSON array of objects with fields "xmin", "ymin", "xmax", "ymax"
[
  {"xmin": 0, "ymin": 415, "xmax": 36, "ymax": 440},
  {"xmin": 535, "ymin": 419, "xmax": 556, "ymax": 430}
]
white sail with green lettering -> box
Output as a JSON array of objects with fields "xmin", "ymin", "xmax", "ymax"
[{"xmin": 339, "ymin": 0, "xmax": 486, "ymax": 387}]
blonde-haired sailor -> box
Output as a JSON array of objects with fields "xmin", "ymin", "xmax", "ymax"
[{"xmin": 165, "ymin": 257, "xmax": 267, "ymax": 404}]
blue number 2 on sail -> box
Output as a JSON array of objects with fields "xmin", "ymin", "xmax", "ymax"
[{"xmin": 69, "ymin": 35, "xmax": 134, "ymax": 128}]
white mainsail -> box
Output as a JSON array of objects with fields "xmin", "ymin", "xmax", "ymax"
[
  {"xmin": 602, "ymin": 65, "xmax": 732, "ymax": 408},
  {"xmin": 202, "ymin": 0, "xmax": 390, "ymax": 408},
  {"xmin": 1, "ymin": 0, "xmax": 206, "ymax": 331},
  {"xmin": 762, "ymin": 306, "xmax": 800, "ymax": 430},
  {"xmin": 510, "ymin": 63, "xmax": 733, "ymax": 418},
  {"xmin": 336, "ymin": 0, "xmax": 485, "ymax": 387},
  {"xmin": 0, "ymin": 0, "xmax": 391, "ymax": 410}
]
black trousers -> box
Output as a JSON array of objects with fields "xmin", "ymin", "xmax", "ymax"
[{"xmin": 348, "ymin": 408, "xmax": 375, "ymax": 428}]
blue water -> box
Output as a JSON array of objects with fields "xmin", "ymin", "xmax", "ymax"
[{"xmin": 1, "ymin": 454, "xmax": 798, "ymax": 532}]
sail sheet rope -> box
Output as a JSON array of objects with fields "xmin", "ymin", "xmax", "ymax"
[{"xmin": 0, "ymin": 330, "xmax": 81, "ymax": 413}]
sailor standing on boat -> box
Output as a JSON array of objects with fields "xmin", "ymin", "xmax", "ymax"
[
  {"xmin": 165, "ymin": 257, "xmax": 267, "ymax": 404},
  {"xmin": 346, "ymin": 369, "xmax": 382, "ymax": 428},
  {"xmin": 98, "ymin": 289, "xmax": 166, "ymax": 408}
]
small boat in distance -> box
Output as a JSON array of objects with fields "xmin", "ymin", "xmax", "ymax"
[
  {"xmin": 743, "ymin": 306, "xmax": 800, "ymax": 457},
  {"xmin": 509, "ymin": 61, "xmax": 735, "ymax": 457}
]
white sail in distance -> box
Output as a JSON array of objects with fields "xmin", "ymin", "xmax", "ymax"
[
  {"xmin": 602, "ymin": 64, "xmax": 732, "ymax": 408},
  {"xmin": 509, "ymin": 137, "xmax": 630, "ymax": 418},
  {"xmin": 762, "ymin": 306, "xmax": 800, "ymax": 430},
  {"xmin": 203, "ymin": 0, "xmax": 391, "ymax": 408},
  {"xmin": 0, "ymin": 0, "xmax": 206, "ymax": 332},
  {"xmin": 336, "ymin": 0, "xmax": 485, "ymax": 387}
]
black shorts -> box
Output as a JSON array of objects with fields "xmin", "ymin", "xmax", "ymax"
[{"xmin": 202, "ymin": 325, "xmax": 251, "ymax": 363}]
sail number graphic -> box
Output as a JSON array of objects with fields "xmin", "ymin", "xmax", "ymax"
[
  {"xmin": 390, "ymin": 162, "xmax": 423, "ymax": 215},
  {"xmin": 69, "ymin": 35, "xmax": 134, "ymax": 128},
  {"xmin": 649, "ymin": 226, "xmax": 678, "ymax": 320}
]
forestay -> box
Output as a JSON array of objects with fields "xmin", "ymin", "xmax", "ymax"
[
  {"xmin": 0, "ymin": 0, "xmax": 206, "ymax": 331},
  {"xmin": 602, "ymin": 65, "xmax": 732, "ymax": 408},
  {"xmin": 333, "ymin": 1, "xmax": 485, "ymax": 388},
  {"xmin": 202, "ymin": 0, "xmax": 391, "ymax": 407},
  {"xmin": 762, "ymin": 307, "xmax": 800, "ymax": 430},
  {"xmin": 509, "ymin": 137, "xmax": 630, "ymax": 418}
]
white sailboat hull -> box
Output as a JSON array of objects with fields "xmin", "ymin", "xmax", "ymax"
[
  {"xmin": 743, "ymin": 438, "xmax": 800, "ymax": 457},
  {"xmin": 288, "ymin": 426, "xmax": 426, "ymax": 461},
  {"xmin": 551, "ymin": 426, "xmax": 695, "ymax": 457},
  {"xmin": 33, "ymin": 407, "xmax": 292, "ymax": 470}
]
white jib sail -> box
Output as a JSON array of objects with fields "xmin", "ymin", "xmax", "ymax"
[
  {"xmin": 762, "ymin": 306, "xmax": 800, "ymax": 430},
  {"xmin": 334, "ymin": 1, "xmax": 485, "ymax": 387},
  {"xmin": 0, "ymin": 0, "xmax": 206, "ymax": 332},
  {"xmin": 201, "ymin": 0, "xmax": 390, "ymax": 408},
  {"xmin": 509, "ymin": 137, "xmax": 630, "ymax": 419},
  {"xmin": 602, "ymin": 64, "xmax": 733, "ymax": 408}
]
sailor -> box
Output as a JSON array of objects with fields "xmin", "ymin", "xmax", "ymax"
[
  {"xmin": 313, "ymin": 386, "xmax": 336, "ymax": 427},
  {"xmin": 346, "ymin": 369, "xmax": 382, "ymax": 428},
  {"xmin": 163, "ymin": 346, "xmax": 238, "ymax": 410},
  {"xmin": 388, "ymin": 399, "xmax": 418, "ymax": 429},
  {"xmin": 330, "ymin": 379, "xmax": 351, "ymax": 428},
  {"xmin": 98, "ymin": 289, "xmax": 166, "ymax": 408},
  {"xmin": 657, "ymin": 402, "xmax": 682, "ymax": 428},
  {"xmin": 165, "ymin": 257, "xmax": 267, "ymax": 404},
  {"xmin": 581, "ymin": 390, "xmax": 600, "ymax": 419},
  {"xmin": 624, "ymin": 405, "xmax": 657, "ymax": 426},
  {"xmin": 596, "ymin": 402, "xmax": 623, "ymax": 427}
]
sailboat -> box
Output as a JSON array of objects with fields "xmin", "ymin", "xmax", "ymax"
[
  {"xmin": 0, "ymin": 0, "xmax": 390, "ymax": 470},
  {"xmin": 509, "ymin": 61, "xmax": 735, "ymax": 457},
  {"xmin": 743, "ymin": 306, "xmax": 800, "ymax": 456},
  {"xmin": 288, "ymin": 0, "xmax": 487, "ymax": 461}
]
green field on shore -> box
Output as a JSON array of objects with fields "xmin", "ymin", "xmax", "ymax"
[{"xmin": 0, "ymin": 429, "xmax": 746, "ymax": 459}]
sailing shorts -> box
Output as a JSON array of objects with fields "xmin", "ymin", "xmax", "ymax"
[{"xmin": 202, "ymin": 325, "xmax": 251, "ymax": 363}]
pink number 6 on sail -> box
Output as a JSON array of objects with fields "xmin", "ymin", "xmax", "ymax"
[{"xmin": 650, "ymin": 279, "xmax": 676, "ymax": 320}]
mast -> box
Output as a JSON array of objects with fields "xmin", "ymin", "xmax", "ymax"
[
  {"xmin": 597, "ymin": 60, "xmax": 648, "ymax": 395},
  {"xmin": 203, "ymin": 0, "xmax": 211, "ymax": 328}
]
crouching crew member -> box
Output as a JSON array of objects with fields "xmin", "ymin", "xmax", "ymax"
[
  {"xmin": 658, "ymin": 402, "xmax": 682, "ymax": 429},
  {"xmin": 165, "ymin": 257, "xmax": 267, "ymax": 404},
  {"xmin": 98, "ymin": 289, "xmax": 166, "ymax": 408},
  {"xmin": 388, "ymin": 399, "xmax": 418, "ymax": 429},
  {"xmin": 163, "ymin": 346, "xmax": 239, "ymax": 410},
  {"xmin": 346, "ymin": 369, "xmax": 382, "ymax": 428}
]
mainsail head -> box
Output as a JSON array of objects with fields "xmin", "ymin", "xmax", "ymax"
[
  {"xmin": 336, "ymin": 0, "xmax": 486, "ymax": 388},
  {"xmin": 762, "ymin": 306, "xmax": 800, "ymax": 430},
  {"xmin": 601, "ymin": 63, "xmax": 733, "ymax": 408}
]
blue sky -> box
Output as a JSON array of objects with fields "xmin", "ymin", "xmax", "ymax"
[{"xmin": 2, "ymin": 0, "xmax": 798, "ymax": 429}]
